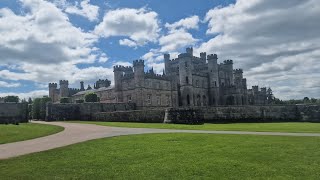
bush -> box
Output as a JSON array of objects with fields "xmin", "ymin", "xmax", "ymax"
[
  {"xmin": 32, "ymin": 97, "xmax": 52, "ymax": 120},
  {"xmin": 60, "ymin": 97, "xmax": 70, "ymax": 104},
  {"xmin": 85, "ymin": 93, "xmax": 98, "ymax": 102}
]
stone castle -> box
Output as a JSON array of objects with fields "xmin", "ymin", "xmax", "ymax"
[{"xmin": 49, "ymin": 48, "xmax": 274, "ymax": 109}]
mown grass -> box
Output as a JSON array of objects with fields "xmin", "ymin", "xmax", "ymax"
[
  {"xmin": 71, "ymin": 121, "xmax": 320, "ymax": 133},
  {"xmin": 0, "ymin": 133, "xmax": 319, "ymax": 179},
  {"xmin": 0, "ymin": 123, "xmax": 64, "ymax": 144}
]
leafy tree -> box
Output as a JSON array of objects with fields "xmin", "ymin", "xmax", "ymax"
[
  {"xmin": 60, "ymin": 97, "xmax": 70, "ymax": 104},
  {"xmin": 303, "ymin": 97, "xmax": 310, "ymax": 104},
  {"xmin": 85, "ymin": 93, "xmax": 98, "ymax": 102},
  {"xmin": 32, "ymin": 96, "xmax": 52, "ymax": 120},
  {"xmin": 4, "ymin": 96, "xmax": 19, "ymax": 103},
  {"xmin": 28, "ymin": 97, "xmax": 33, "ymax": 104},
  {"xmin": 76, "ymin": 99, "xmax": 84, "ymax": 103}
]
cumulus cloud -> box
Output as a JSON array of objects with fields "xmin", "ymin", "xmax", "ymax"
[
  {"xmin": 195, "ymin": 0, "xmax": 320, "ymax": 99},
  {"xmin": 119, "ymin": 39, "xmax": 138, "ymax": 48},
  {"xmin": 64, "ymin": 0, "xmax": 99, "ymax": 21},
  {"xmin": 165, "ymin": 15, "xmax": 199, "ymax": 31},
  {"xmin": 0, "ymin": 90, "xmax": 48, "ymax": 99},
  {"xmin": 94, "ymin": 8, "xmax": 160, "ymax": 47},
  {"xmin": 0, "ymin": 81, "xmax": 21, "ymax": 88}
]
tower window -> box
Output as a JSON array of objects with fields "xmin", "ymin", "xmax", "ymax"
[
  {"xmin": 147, "ymin": 94, "xmax": 152, "ymax": 105},
  {"xmin": 185, "ymin": 62, "xmax": 188, "ymax": 68},
  {"xmin": 186, "ymin": 76, "xmax": 189, "ymax": 84},
  {"xmin": 214, "ymin": 81, "xmax": 217, "ymax": 87}
]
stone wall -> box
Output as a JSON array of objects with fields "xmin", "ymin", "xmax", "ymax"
[
  {"xmin": 203, "ymin": 105, "xmax": 319, "ymax": 123},
  {"xmin": 46, "ymin": 103, "xmax": 135, "ymax": 121},
  {"xmin": 164, "ymin": 108, "xmax": 204, "ymax": 124},
  {"xmin": 94, "ymin": 110, "xmax": 165, "ymax": 123},
  {"xmin": 0, "ymin": 103, "xmax": 29, "ymax": 124}
]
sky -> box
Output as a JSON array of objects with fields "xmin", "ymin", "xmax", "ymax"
[{"xmin": 0, "ymin": 0, "xmax": 319, "ymax": 100}]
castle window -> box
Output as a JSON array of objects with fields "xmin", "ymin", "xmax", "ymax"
[
  {"xmin": 185, "ymin": 62, "xmax": 188, "ymax": 68},
  {"xmin": 196, "ymin": 80, "xmax": 199, "ymax": 87},
  {"xmin": 127, "ymin": 95, "xmax": 132, "ymax": 103},
  {"xmin": 186, "ymin": 76, "xmax": 189, "ymax": 84},
  {"xmin": 157, "ymin": 95, "xmax": 161, "ymax": 105},
  {"xmin": 166, "ymin": 95, "xmax": 170, "ymax": 106},
  {"xmin": 214, "ymin": 81, "xmax": 217, "ymax": 87},
  {"xmin": 147, "ymin": 94, "xmax": 152, "ymax": 105},
  {"xmin": 187, "ymin": 94, "xmax": 190, "ymax": 105}
]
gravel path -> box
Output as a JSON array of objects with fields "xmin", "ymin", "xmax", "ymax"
[{"xmin": 1, "ymin": 121, "xmax": 320, "ymax": 159}]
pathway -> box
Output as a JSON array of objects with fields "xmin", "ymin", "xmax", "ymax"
[{"xmin": 1, "ymin": 121, "xmax": 320, "ymax": 159}]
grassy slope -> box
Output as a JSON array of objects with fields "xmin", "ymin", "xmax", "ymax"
[
  {"xmin": 0, "ymin": 133, "xmax": 319, "ymax": 179},
  {"xmin": 71, "ymin": 121, "xmax": 320, "ymax": 133},
  {"xmin": 0, "ymin": 123, "xmax": 64, "ymax": 144}
]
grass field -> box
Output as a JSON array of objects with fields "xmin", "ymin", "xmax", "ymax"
[
  {"xmin": 0, "ymin": 123, "xmax": 64, "ymax": 144},
  {"xmin": 71, "ymin": 121, "xmax": 320, "ymax": 133},
  {"xmin": 0, "ymin": 133, "xmax": 319, "ymax": 179}
]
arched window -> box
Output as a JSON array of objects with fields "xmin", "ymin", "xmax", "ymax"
[
  {"xmin": 187, "ymin": 94, "xmax": 190, "ymax": 105},
  {"xmin": 186, "ymin": 76, "xmax": 189, "ymax": 84}
]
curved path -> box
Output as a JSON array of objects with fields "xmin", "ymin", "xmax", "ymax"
[{"xmin": 1, "ymin": 121, "xmax": 320, "ymax": 159}]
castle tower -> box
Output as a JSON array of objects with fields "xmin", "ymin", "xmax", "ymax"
[
  {"xmin": 186, "ymin": 47, "xmax": 193, "ymax": 56},
  {"xmin": 49, "ymin": 83, "xmax": 58, "ymax": 102},
  {"xmin": 178, "ymin": 51, "xmax": 194, "ymax": 106},
  {"xmin": 133, "ymin": 60, "xmax": 145, "ymax": 87},
  {"xmin": 59, "ymin": 80, "xmax": 69, "ymax": 98},
  {"xmin": 164, "ymin": 54, "xmax": 170, "ymax": 75},
  {"xmin": 223, "ymin": 60, "xmax": 234, "ymax": 86},
  {"xmin": 233, "ymin": 69, "xmax": 243, "ymax": 88},
  {"xmin": 207, "ymin": 54, "xmax": 219, "ymax": 106},
  {"xmin": 200, "ymin": 52, "xmax": 206, "ymax": 63},
  {"xmin": 80, "ymin": 81, "xmax": 85, "ymax": 91},
  {"xmin": 133, "ymin": 60, "xmax": 145, "ymax": 108}
]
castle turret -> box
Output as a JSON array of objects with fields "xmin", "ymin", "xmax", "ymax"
[
  {"xmin": 49, "ymin": 83, "xmax": 58, "ymax": 102},
  {"xmin": 59, "ymin": 80, "xmax": 69, "ymax": 98},
  {"xmin": 80, "ymin": 81, "xmax": 85, "ymax": 91},
  {"xmin": 178, "ymin": 52, "xmax": 193, "ymax": 106},
  {"xmin": 133, "ymin": 59, "xmax": 145, "ymax": 107},
  {"xmin": 164, "ymin": 53, "xmax": 170, "ymax": 75},
  {"xmin": 186, "ymin": 47, "xmax": 193, "ymax": 56},
  {"xmin": 208, "ymin": 54, "xmax": 219, "ymax": 105},
  {"xmin": 233, "ymin": 69, "xmax": 243, "ymax": 88},
  {"xmin": 200, "ymin": 52, "xmax": 206, "ymax": 63},
  {"xmin": 223, "ymin": 60, "xmax": 234, "ymax": 86}
]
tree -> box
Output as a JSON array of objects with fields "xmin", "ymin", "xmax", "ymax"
[
  {"xmin": 85, "ymin": 93, "xmax": 98, "ymax": 102},
  {"xmin": 303, "ymin": 97, "xmax": 310, "ymax": 104},
  {"xmin": 32, "ymin": 97, "xmax": 52, "ymax": 120},
  {"xmin": 4, "ymin": 96, "xmax": 19, "ymax": 103},
  {"xmin": 28, "ymin": 97, "xmax": 33, "ymax": 104},
  {"xmin": 60, "ymin": 97, "xmax": 70, "ymax": 103}
]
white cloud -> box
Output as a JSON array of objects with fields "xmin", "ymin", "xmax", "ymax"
[
  {"xmin": 0, "ymin": 81, "xmax": 21, "ymax": 88},
  {"xmin": 119, "ymin": 39, "xmax": 138, "ymax": 48},
  {"xmin": 159, "ymin": 29, "xmax": 198, "ymax": 52},
  {"xmin": 64, "ymin": 0, "xmax": 99, "ymax": 21},
  {"xmin": 194, "ymin": 0, "xmax": 320, "ymax": 99},
  {"xmin": 94, "ymin": 8, "xmax": 160, "ymax": 46},
  {"xmin": 165, "ymin": 15, "xmax": 199, "ymax": 31}
]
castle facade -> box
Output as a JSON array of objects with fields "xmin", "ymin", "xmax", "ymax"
[{"xmin": 49, "ymin": 48, "xmax": 273, "ymax": 108}]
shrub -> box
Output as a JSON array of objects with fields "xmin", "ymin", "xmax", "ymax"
[
  {"xmin": 60, "ymin": 97, "xmax": 70, "ymax": 104},
  {"xmin": 4, "ymin": 96, "xmax": 19, "ymax": 103},
  {"xmin": 85, "ymin": 93, "xmax": 98, "ymax": 102}
]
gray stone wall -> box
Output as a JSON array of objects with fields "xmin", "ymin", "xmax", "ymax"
[
  {"xmin": 0, "ymin": 103, "xmax": 28, "ymax": 124},
  {"xmin": 95, "ymin": 110, "xmax": 165, "ymax": 123},
  {"xmin": 46, "ymin": 103, "xmax": 135, "ymax": 121}
]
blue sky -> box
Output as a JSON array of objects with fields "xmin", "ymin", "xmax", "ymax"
[{"xmin": 0, "ymin": 0, "xmax": 319, "ymax": 100}]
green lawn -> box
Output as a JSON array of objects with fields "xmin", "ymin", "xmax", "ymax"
[
  {"xmin": 71, "ymin": 121, "xmax": 320, "ymax": 133},
  {"xmin": 0, "ymin": 123, "xmax": 64, "ymax": 144},
  {"xmin": 0, "ymin": 133, "xmax": 319, "ymax": 179}
]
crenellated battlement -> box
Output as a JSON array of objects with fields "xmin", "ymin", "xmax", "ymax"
[
  {"xmin": 234, "ymin": 69, "xmax": 243, "ymax": 73},
  {"xmin": 113, "ymin": 65, "xmax": 133, "ymax": 72},
  {"xmin": 223, "ymin": 60, "xmax": 233, "ymax": 64},
  {"xmin": 145, "ymin": 72, "xmax": 169, "ymax": 80},
  {"xmin": 207, "ymin": 54, "xmax": 218, "ymax": 60},
  {"xmin": 49, "ymin": 83, "xmax": 57, "ymax": 88},
  {"xmin": 59, "ymin": 80, "xmax": 69, "ymax": 85},
  {"xmin": 186, "ymin": 47, "xmax": 193, "ymax": 55},
  {"xmin": 133, "ymin": 59, "xmax": 144, "ymax": 66}
]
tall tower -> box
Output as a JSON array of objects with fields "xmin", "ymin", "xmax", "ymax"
[
  {"xmin": 113, "ymin": 65, "xmax": 124, "ymax": 102},
  {"xmin": 133, "ymin": 60, "xmax": 145, "ymax": 108},
  {"xmin": 133, "ymin": 60, "xmax": 145, "ymax": 88},
  {"xmin": 59, "ymin": 80, "xmax": 69, "ymax": 98},
  {"xmin": 223, "ymin": 60, "xmax": 234, "ymax": 86},
  {"xmin": 178, "ymin": 50, "xmax": 193, "ymax": 106},
  {"xmin": 207, "ymin": 54, "xmax": 219, "ymax": 106},
  {"xmin": 80, "ymin": 81, "xmax": 85, "ymax": 91},
  {"xmin": 48, "ymin": 83, "xmax": 58, "ymax": 102},
  {"xmin": 164, "ymin": 54, "xmax": 170, "ymax": 75}
]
